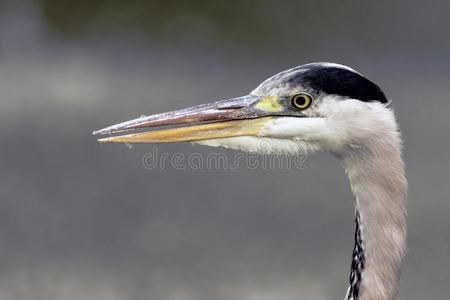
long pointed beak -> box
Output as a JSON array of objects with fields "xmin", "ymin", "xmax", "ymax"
[{"xmin": 93, "ymin": 95, "xmax": 277, "ymax": 144}]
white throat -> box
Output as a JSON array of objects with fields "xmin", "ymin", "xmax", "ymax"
[{"xmin": 340, "ymin": 113, "xmax": 407, "ymax": 300}]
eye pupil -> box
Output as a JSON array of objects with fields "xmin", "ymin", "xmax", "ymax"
[
  {"xmin": 291, "ymin": 93, "xmax": 313, "ymax": 109},
  {"xmin": 296, "ymin": 96, "xmax": 306, "ymax": 105}
]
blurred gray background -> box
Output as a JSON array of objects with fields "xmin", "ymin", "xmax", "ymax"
[{"xmin": 1, "ymin": 0, "xmax": 449, "ymax": 299}]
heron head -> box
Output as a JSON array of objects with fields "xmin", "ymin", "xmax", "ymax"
[{"xmin": 94, "ymin": 62, "xmax": 392, "ymax": 155}]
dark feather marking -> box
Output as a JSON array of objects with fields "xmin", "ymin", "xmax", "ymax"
[
  {"xmin": 347, "ymin": 211, "xmax": 366, "ymax": 300},
  {"xmin": 286, "ymin": 63, "xmax": 388, "ymax": 103}
]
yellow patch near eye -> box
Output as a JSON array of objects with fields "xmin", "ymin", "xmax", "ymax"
[{"xmin": 254, "ymin": 96, "xmax": 284, "ymax": 112}]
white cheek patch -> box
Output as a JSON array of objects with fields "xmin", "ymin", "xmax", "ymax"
[
  {"xmin": 259, "ymin": 117, "xmax": 345, "ymax": 150},
  {"xmin": 260, "ymin": 117, "xmax": 328, "ymax": 138},
  {"xmin": 193, "ymin": 136, "xmax": 310, "ymax": 155},
  {"xmin": 193, "ymin": 137, "xmax": 264, "ymax": 153}
]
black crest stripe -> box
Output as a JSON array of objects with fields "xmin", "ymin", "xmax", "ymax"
[{"xmin": 286, "ymin": 63, "xmax": 388, "ymax": 103}]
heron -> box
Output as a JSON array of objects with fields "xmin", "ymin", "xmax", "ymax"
[{"xmin": 93, "ymin": 62, "xmax": 407, "ymax": 300}]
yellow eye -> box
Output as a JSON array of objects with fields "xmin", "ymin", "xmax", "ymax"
[{"xmin": 291, "ymin": 93, "xmax": 313, "ymax": 110}]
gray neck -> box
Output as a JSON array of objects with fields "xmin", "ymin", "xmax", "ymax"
[{"xmin": 341, "ymin": 130, "xmax": 407, "ymax": 300}]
